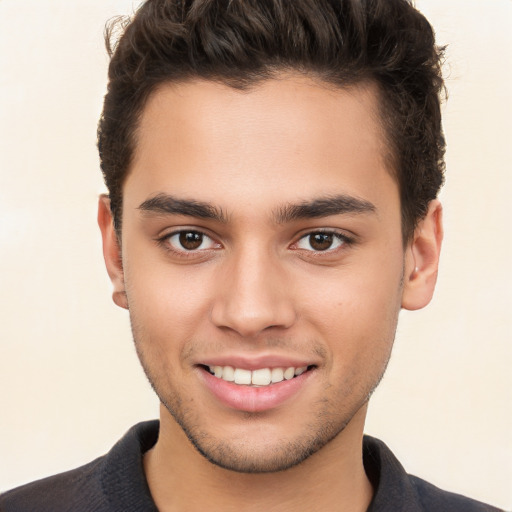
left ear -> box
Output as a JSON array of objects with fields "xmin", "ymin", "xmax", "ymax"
[
  {"xmin": 402, "ymin": 200, "xmax": 443, "ymax": 311},
  {"xmin": 98, "ymin": 194, "xmax": 128, "ymax": 310}
]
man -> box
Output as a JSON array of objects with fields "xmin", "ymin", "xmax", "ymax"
[{"xmin": 0, "ymin": 0, "xmax": 505, "ymax": 511}]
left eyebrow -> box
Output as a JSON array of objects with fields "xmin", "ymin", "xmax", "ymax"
[
  {"xmin": 274, "ymin": 195, "xmax": 376, "ymax": 224},
  {"xmin": 138, "ymin": 193, "xmax": 228, "ymax": 223}
]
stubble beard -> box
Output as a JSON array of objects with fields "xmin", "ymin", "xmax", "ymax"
[
  {"xmin": 126, "ymin": 265, "xmax": 402, "ymax": 474},
  {"xmin": 160, "ymin": 394, "xmax": 363, "ymax": 474},
  {"xmin": 131, "ymin": 331, "xmax": 394, "ymax": 475}
]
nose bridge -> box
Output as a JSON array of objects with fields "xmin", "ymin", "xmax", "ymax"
[{"xmin": 211, "ymin": 241, "xmax": 295, "ymax": 336}]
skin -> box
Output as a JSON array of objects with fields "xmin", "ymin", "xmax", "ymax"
[{"xmin": 98, "ymin": 74, "xmax": 443, "ymax": 512}]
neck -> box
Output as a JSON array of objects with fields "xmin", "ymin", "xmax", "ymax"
[{"xmin": 144, "ymin": 404, "xmax": 373, "ymax": 512}]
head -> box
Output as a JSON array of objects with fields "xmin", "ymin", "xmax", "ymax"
[
  {"xmin": 97, "ymin": 0, "xmax": 445, "ymax": 474},
  {"xmin": 98, "ymin": 0, "xmax": 446, "ymax": 243}
]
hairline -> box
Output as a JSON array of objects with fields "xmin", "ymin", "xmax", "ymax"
[{"xmin": 113, "ymin": 71, "xmax": 411, "ymax": 245}]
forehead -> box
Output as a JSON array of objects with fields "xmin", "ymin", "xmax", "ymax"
[{"xmin": 125, "ymin": 75, "xmax": 398, "ymax": 219}]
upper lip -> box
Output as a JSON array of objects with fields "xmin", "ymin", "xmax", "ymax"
[{"xmin": 197, "ymin": 354, "xmax": 317, "ymax": 371}]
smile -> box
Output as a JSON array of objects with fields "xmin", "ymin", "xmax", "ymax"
[
  {"xmin": 199, "ymin": 362, "xmax": 317, "ymax": 412},
  {"xmin": 206, "ymin": 365, "xmax": 311, "ymax": 386}
]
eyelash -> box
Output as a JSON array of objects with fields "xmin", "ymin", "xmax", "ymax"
[
  {"xmin": 156, "ymin": 229, "xmax": 355, "ymax": 258},
  {"xmin": 156, "ymin": 230, "xmax": 220, "ymax": 259},
  {"xmin": 292, "ymin": 230, "xmax": 354, "ymax": 254}
]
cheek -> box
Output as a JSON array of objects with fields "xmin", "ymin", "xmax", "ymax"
[
  {"xmin": 122, "ymin": 254, "xmax": 216, "ymax": 359},
  {"xmin": 125, "ymin": 248, "xmax": 211, "ymax": 312},
  {"xmin": 304, "ymin": 271, "xmax": 401, "ymax": 404},
  {"xmin": 300, "ymin": 260, "xmax": 402, "ymax": 317},
  {"xmin": 296, "ymin": 253, "xmax": 404, "ymax": 355}
]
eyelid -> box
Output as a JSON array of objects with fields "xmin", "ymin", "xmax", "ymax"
[
  {"xmin": 155, "ymin": 226, "xmax": 355, "ymax": 257},
  {"xmin": 156, "ymin": 227, "xmax": 222, "ymax": 255},
  {"xmin": 157, "ymin": 225, "xmax": 218, "ymax": 241},
  {"xmin": 170, "ymin": 232, "xmax": 215, "ymax": 250},
  {"xmin": 291, "ymin": 229, "xmax": 355, "ymax": 252}
]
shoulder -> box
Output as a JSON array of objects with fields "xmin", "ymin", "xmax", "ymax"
[
  {"xmin": 363, "ymin": 435, "xmax": 504, "ymax": 512},
  {"xmin": 0, "ymin": 456, "xmax": 107, "ymax": 512},
  {"xmin": 409, "ymin": 474, "xmax": 504, "ymax": 512},
  {"xmin": 0, "ymin": 421, "xmax": 160, "ymax": 512}
]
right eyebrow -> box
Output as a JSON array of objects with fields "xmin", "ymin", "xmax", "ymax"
[
  {"xmin": 273, "ymin": 194, "xmax": 377, "ymax": 224},
  {"xmin": 137, "ymin": 193, "xmax": 228, "ymax": 223}
]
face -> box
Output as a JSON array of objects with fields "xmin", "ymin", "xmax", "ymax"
[{"xmin": 100, "ymin": 75, "xmax": 439, "ymax": 473}]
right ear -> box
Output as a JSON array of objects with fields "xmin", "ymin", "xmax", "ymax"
[{"xmin": 97, "ymin": 195, "xmax": 128, "ymax": 309}]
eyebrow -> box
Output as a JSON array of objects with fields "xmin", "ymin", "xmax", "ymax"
[
  {"xmin": 274, "ymin": 195, "xmax": 377, "ymax": 223},
  {"xmin": 138, "ymin": 193, "xmax": 376, "ymax": 224},
  {"xmin": 138, "ymin": 193, "xmax": 228, "ymax": 223}
]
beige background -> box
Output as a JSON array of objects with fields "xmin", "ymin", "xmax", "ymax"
[{"xmin": 0, "ymin": 0, "xmax": 510, "ymax": 509}]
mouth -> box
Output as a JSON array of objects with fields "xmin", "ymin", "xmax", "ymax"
[
  {"xmin": 201, "ymin": 364, "xmax": 316, "ymax": 387},
  {"xmin": 197, "ymin": 361, "xmax": 317, "ymax": 412}
]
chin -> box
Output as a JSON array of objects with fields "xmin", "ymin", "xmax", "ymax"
[{"xmin": 160, "ymin": 394, "xmax": 358, "ymax": 474}]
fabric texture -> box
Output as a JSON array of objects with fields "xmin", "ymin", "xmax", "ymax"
[{"xmin": 0, "ymin": 421, "xmax": 503, "ymax": 512}]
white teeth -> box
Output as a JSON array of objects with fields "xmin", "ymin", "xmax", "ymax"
[
  {"xmin": 252, "ymin": 368, "xmax": 272, "ymax": 386},
  {"xmin": 222, "ymin": 365, "xmax": 235, "ymax": 382},
  {"xmin": 284, "ymin": 367, "xmax": 295, "ymax": 380},
  {"xmin": 234, "ymin": 368, "xmax": 252, "ymax": 385},
  {"xmin": 271, "ymin": 367, "xmax": 284, "ymax": 383},
  {"xmin": 207, "ymin": 364, "xmax": 310, "ymax": 386}
]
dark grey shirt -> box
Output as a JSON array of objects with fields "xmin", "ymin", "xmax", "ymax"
[{"xmin": 0, "ymin": 421, "xmax": 503, "ymax": 512}]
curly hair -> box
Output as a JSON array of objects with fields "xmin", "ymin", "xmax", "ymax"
[{"xmin": 98, "ymin": 0, "xmax": 446, "ymax": 241}]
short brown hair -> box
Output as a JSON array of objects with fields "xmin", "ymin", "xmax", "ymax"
[{"xmin": 98, "ymin": 0, "xmax": 446, "ymax": 240}]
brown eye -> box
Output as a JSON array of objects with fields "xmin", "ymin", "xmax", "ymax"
[
  {"xmin": 295, "ymin": 232, "xmax": 346, "ymax": 252},
  {"xmin": 309, "ymin": 233, "xmax": 334, "ymax": 251},
  {"xmin": 179, "ymin": 231, "xmax": 203, "ymax": 250},
  {"xmin": 166, "ymin": 230, "xmax": 216, "ymax": 252}
]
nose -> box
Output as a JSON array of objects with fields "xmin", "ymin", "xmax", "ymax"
[{"xmin": 210, "ymin": 247, "xmax": 297, "ymax": 338}]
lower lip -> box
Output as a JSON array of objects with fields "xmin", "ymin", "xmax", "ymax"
[{"xmin": 198, "ymin": 367, "xmax": 315, "ymax": 413}]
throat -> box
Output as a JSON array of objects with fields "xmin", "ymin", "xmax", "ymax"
[{"xmin": 146, "ymin": 403, "xmax": 373, "ymax": 512}]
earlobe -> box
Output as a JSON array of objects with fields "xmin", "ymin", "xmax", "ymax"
[
  {"xmin": 97, "ymin": 195, "xmax": 128, "ymax": 310},
  {"xmin": 401, "ymin": 200, "xmax": 443, "ymax": 311}
]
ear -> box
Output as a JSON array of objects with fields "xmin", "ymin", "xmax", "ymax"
[
  {"xmin": 402, "ymin": 200, "xmax": 443, "ymax": 311},
  {"xmin": 97, "ymin": 195, "xmax": 128, "ymax": 309}
]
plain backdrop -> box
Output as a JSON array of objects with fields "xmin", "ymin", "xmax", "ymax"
[{"xmin": 0, "ymin": 1, "xmax": 511, "ymax": 509}]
